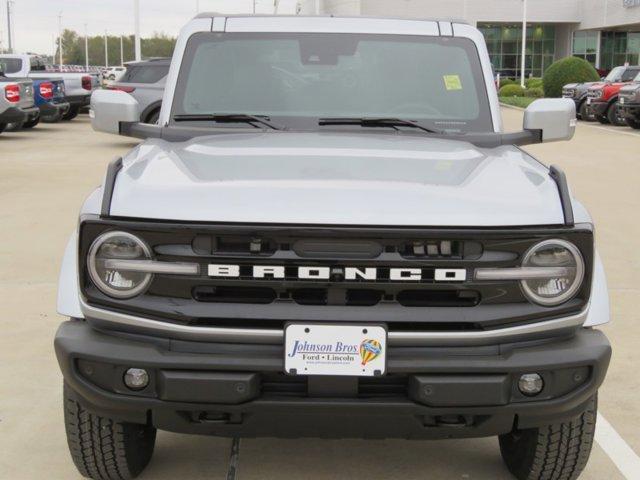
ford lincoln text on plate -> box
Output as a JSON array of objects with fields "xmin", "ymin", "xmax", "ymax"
[{"xmin": 55, "ymin": 14, "xmax": 611, "ymax": 480}]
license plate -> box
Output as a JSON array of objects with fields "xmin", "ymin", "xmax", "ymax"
[
  {"xmin": 284, "ymin": 324, "xmax": 387, "ymax": 377},
  {"xmin": 620, "ymin": 97, "xmax": 625, "ymax": 105},
  {"xmin": 587, "ymin": 98, "xmax": 592, "ymax": 105}
]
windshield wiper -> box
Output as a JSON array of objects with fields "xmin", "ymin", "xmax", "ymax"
[
  {"xmin": 173, "ymin": 113, "xmax": 284, "ymax": 130},
  {"xmin": 319, "ymin": 117, "xmax": 441, "ymax": 134}
]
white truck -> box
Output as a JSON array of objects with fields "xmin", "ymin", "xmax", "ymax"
[
  {"xmin": 56, "ymin": 14, "xmax": 611, "ymax": 480},
  {"xmin": 0, "ymin": 54, "xmax": 98, "ymax": 120}
]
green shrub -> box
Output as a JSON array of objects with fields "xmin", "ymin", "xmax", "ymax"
[
  {"xmin": 499, "ymin": 84, "xmax": 525, "ymax": 97},
  {"xmin": 525, "ymin": 87, "xmax": 545, "ymax": 98},
  {"xmin": 542, "ymin": 57, "xmax": 599, "ymax": 98},
  {"xmin": 526, "ymin": 77, "xmax": 543, "ymax": 89},
  {"xmin": 499, "ymin": 78, "xmax": 516, "ymax": 88}
]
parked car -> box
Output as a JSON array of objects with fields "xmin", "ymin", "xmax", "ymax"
[
  {"xmin": 103, "ymin": 66, "xmax": 126, "ymax": 82},
  {"xmin": 618, "ymin": 75, "xmax": 640, "ymax": 129},
  {"xmin": 59, "ymin": 14, "xmax": 611, "ymax": 480},
  {"xmin": 105, "ymin": 58, "xmax": 170, "ymax": 124},
  {"xmin": 584, "ymin": 65, "xmax": 640, "ymax": 125},
  {"xmin": 0, "ymin": 74, "xmax": 39, "ymax": 132},
  {"xmin": 562, "ymin": 65, "xmax": 640, "ymax": 121},
  {"xmin": 0, "ymin": 54, "xmax": 98, "ymax": 121},
  {"xmin": 29, "ymin": 77, "xmax": 70, "ymax": 125}
]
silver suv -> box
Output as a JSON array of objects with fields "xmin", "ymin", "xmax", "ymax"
[{"xmin": 107, "ymin": 58, "xmax": 169, "ymax": 124}]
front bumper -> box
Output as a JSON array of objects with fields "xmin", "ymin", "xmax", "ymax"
[
  {"xmin": 56, "ymin": 320, "xmax": 611, "ymax": 440},
  {"xmin": 0, "ymin": 106, "xmax": 29, "ymax": 124},
  {"xmin": 65, "ymin": 94, "xmax": 91, "ymax": 109},
  {"xmin": 40, "ymin": 101, "xmax": 70, "ymax": 117},
  {"xmin": 586, "ymin": 100, "xmax": 609, "ymax": 117},
  {"xmin": 619, "ymin": 101, "xmax": 640, "ymax": 118}
]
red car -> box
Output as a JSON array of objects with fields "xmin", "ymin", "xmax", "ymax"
[{"xmin": 585, "ymin": 65, "xmax": 640, "ymax": 125}]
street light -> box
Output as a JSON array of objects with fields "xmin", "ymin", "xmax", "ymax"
[
  {"xmin": 134, "ymin": 0, "xmax": 141, "ymax": 61},
  {"xmin": 104, "ymin": 30, "xmax": 108, "ymax": 68},
  {"xmin": 520, "ymin": 0, "xmax": 527, "ymax": 88},
  {"xmin": 84, "ymin": 23, "xmax": 89, "ymax": 70}
]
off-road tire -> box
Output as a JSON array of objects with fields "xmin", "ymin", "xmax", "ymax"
[
  {"xmin": 22, "ymin": 116, "xmax": 40, "ymax": 129},
  {"xmin": 64, "ymin": 384, "xmax": 156, "ymax": 480},
  {"xmin": 625, "ymin": 117, "xmax": 640, "ymax": 129},
  {"xmin": 499, "ymin": 395, "xmax": 597, "ymax": 480},
  {"xmin": 63, "ymin": 106, "xmax": 80, "ymax": 121},
  {"xmin": 607, "ymin": 103, "xmax": 626, "ymax": 126},
  {"xmin": 145, "ymin": 108, "xmax": 160, "ymax": 125},
  {"xmin": 578, "ymin": 101, "xmax": 592, "ymax": 122},
  {"xmin": 596, "ymin": 113, "xmax": 609, "ymax": 124},
  {"xmin": 0, "ymin": 122, "xmax": 7, "ymax": 133}
]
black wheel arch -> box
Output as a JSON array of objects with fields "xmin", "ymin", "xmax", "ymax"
[{"xmin": 140, "ymin": 101, "xmax": 163, "ymax": 124}]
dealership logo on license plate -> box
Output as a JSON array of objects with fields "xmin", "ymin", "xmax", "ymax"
[{"xmin": 284, "ymin": 324, "xmax": 387, "ymax": 377}]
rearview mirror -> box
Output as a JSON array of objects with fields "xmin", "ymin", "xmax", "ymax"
[
  {"xmin": 523, "ymin": 98, "xmax": 576, "ymax": 143},
  {"xmin": 90, "ymin": 89, "xmax": 140, "ymax": 134}
]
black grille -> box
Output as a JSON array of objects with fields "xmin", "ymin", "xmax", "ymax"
[{"xmin": 79, "ymin": 217, "xmax": 594, "ymax": 331}]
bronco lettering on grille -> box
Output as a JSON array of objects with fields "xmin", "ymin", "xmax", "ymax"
[{"xmin": 207, "ymin": 264, "xmax": 466, "ymax": 282}]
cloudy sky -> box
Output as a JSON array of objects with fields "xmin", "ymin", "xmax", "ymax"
[{"xmin": 1, "ymin": 0, "xmax": 300, "ymax": 54}]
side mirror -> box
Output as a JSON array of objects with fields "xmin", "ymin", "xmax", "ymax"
[
  {"xmin": 90, "ymin": 89, "xmax": 140, "ymax": 134},
  {"xmin": 523, "ymin": 98, "xmax": 576, "ymax": 143}
]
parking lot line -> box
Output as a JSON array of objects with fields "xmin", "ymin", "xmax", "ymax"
[
  {"xmin": 596, "ymin": 413, "xmax": 640, "ymax": 479},
  {"xmin": 580, "ymin": 123, "xmax": 640, "ymax": 138}
]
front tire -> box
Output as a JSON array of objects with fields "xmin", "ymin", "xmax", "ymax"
[
  {"xmin": 578, "ymin": 101, "xmax": 592, "ymax": 122},
  {"xmin": 63, "ymin": 106, "xmax": 80, "ymax": 121},
  {"xmin": 64, "ymin": 384, "xmax": 156, "ymax": 480},
  {"xmin": 23, "ymin": 116, "xmax": 40, "ymax": 129},
  {"xmin": 607, "ymin": 103, "xmax": 626, "ymax": 126},
  {"xmin": 626, "ymin": 117, "xmax": 640, "ymax": 129},
  {"xmin": 499, "ymin": 395, "xmax": 597, "ymax": 480}
]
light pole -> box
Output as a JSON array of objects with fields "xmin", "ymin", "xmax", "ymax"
[
  {"xmin": 6, "ymin": 0, "xmax": 13, "ymax": 53},
  {"xmin": 134, "ymin": 0, "xmax": 141, "ymax": 61},
  {"xmin": 120, "ymin": 35, "xmax": 124, "ymax": 65},
  {"xmin": 520, "ymin": 0, "xmax": 527, "ymax": 88},
  {"xmin": 58, "ymin": 12, "xmax": 63, "ymax": 66},
  {"xmin": 84, "ymin": 23, "xmax": 89, "ymax": 70},
  {"xmin": 104, "ymin": 30, "xmax": 108, "ymax": 68}
]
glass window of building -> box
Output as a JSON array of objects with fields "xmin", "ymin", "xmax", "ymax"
[
  {"xmin": 572, "ymin": 31, "xmax": 598, "ymax": 65},
  {"xmin": 478, "ymin": 23, "xmax": 555, "ymax": 79},
  {"xmin": 600, "ymin": 32, "xmax": 640, "ymax": 70}
]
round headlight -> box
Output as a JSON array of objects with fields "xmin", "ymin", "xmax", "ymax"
[
  {"xmin": 88, "ymin": 231, "xmax": 152, "ymax": 299},
  {"xmin": 520, "ymin": 239, "xmax": 585, "ymax": 306}
]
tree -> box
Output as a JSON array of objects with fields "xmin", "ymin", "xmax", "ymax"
[{"xmin": 54, "ymin": 29, "xmax": 176, "ymax": 66}]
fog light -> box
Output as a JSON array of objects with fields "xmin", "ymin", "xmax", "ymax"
[
  {"xmin": 518, "ymin": 373, "xmax": 544, "ymax": 396},
  {"xmin": 124, "ymin": 368, "xmax": 149, "ymax": 390}
]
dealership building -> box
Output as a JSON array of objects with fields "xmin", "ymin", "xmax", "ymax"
[{"xmin": 298, "ymin": 0, "xmax": 640, "ymax": 77}]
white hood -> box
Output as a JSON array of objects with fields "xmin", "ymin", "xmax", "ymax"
[{"xmin": 109, "ymin": 132, "xmax": 565, "ymax": 227}]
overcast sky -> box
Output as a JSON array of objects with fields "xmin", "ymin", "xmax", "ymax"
[{"xmin": 1, "ymin": 0, "xmax": 300, "ymax": 55}]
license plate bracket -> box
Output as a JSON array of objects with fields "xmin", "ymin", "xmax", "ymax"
[{"xmin": 284, "ymin": 323, "xmax": 387, "ymax": 377}]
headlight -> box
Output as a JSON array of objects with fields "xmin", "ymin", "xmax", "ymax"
[
  {"xmin": 589, "ymin": 89, "xmax": 603, "ymax": 99},
  {"xmin": 87, "ymin": 231, "xmax": 152, "ymax": 298},
  {"xmin": 520, "ymin": 239, "xmax": 585, "ymax": 306}
]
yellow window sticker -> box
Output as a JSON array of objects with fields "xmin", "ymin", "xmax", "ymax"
[{"xmin": 443, "ymin": 75, "xmax": 463, "ymax": 91}]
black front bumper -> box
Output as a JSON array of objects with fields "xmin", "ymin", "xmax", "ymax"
[
  {"xmin": 55, "ymin": 320, "xmax": 611, "ymax": 440},
  {"xmin": 586, "ymin": 100, "xmax": 609, "ymax": 117},
  {"xmin": 40, "ymin": 101, "xmax": 70, "ymax": 117},
  {"xmin": 65, "ymin": 94, "xmax": 91, "ymax": 109},
  {"xmin": 0, "ymin": 106, "xmax": 30, "ymax": 124},
  {"xmin": 619, "ymin": 101, "xmax": 640, "ymax": 118}
]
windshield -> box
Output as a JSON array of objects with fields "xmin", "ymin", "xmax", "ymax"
[
  {"xmin": 0, "ymin": 58, "xmax": 23, "ymax": 74},
  {"xmin": 172, "ymin": 33, "xmax": 493, "ymax": 132},
  {"xmin": 605, "ymin": 66, "xmax": 640, "ymax": 82}
]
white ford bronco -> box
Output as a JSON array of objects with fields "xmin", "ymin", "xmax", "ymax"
[{"xmin": 56, "ymin": 14, "xmax": 611, "ymax": 480}]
